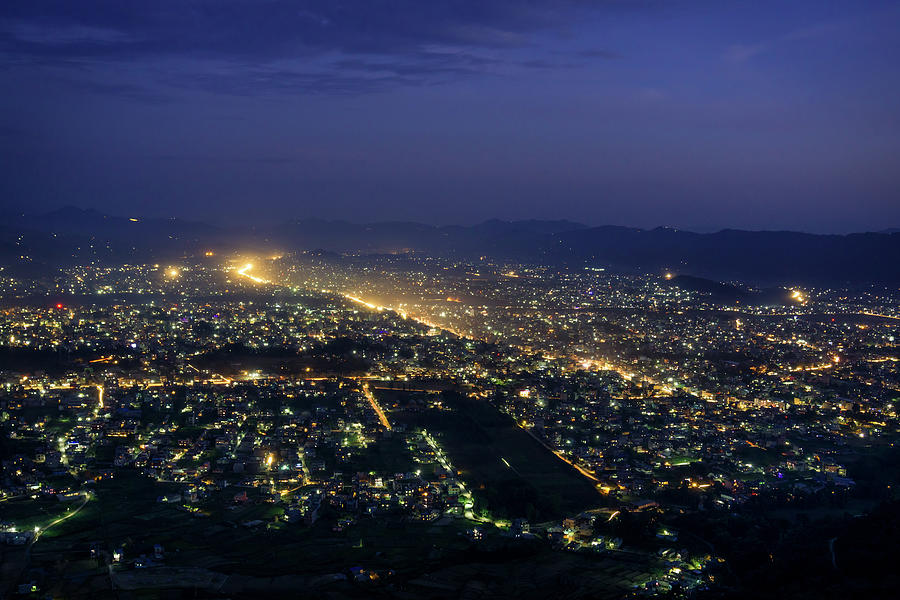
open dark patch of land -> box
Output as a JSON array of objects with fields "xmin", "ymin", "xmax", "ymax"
[
  {"xmin": 190, "ymin": 343, "xmax": 371, "ymax": 377},
  {"xmin": 18, "ymin": 470, "xmax": 659, "ymax": 599},
  {"xmin": 390, "ymin": 391, "xmax": 602, "ymax": 521}
]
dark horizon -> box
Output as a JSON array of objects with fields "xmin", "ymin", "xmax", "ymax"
[
  {"xmin": 5, "ymin": 203, "xmax": 900, "ymax": 288},
  {"xmin": 6, "ymin": 202, "xmax": 900, "ymax": 236}
]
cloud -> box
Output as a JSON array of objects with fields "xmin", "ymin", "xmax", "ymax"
[
  {"xmin": 724, "ymin": 18, "xmax": 848, "ymax": 63},
  {"xmin": 5, "ymin": 21, "xmax": 137, "ymax": 46},
  {"xmin": 0, "ymin": 1, "xmax": 616, "ymax": 95},
  {"xmin": 169, "ymin": 67, "xmax": 421, "ymax": 96},
  {"xmin": 334, "ymin": 50, "xmax": 500, "ymax": 78},
  {"xmin": 149, "ymin": 154, "xmax": 296, "ymax": 164},
  {"xmin": 518, "ymin": 59, "xmax": 580, "ymax": 70},
  {"xmin": 578, "ymin": 48, "xmax": 621, "ymax": 59},
  {"xmin": 0, "ymin": 1, "xmax": 584, "ymax": 61},
  {"xmin": 64, "ymin": 78, "xmax": 170, "ymax": 103},
  {"xmin": 724, "ymin": 42, "xmax": 769, "ymax": 62}
]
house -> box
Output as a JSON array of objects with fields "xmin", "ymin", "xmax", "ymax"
[{"xmin": 510, "ymin": 518, "xmax": 530, "ymax": 537}]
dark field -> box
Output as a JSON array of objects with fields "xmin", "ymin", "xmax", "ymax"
[
  {"xmin": 386, "ymin": 391, "xmax": 603, "ymax": 521},
  {"xmin": 10, "ymin": 470, "xmax": 659, "ymax": 599}
]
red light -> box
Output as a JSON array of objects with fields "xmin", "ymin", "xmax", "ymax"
[{"xmin": 56, "ymin": 303, "xmax": 64, "ymax": 309}]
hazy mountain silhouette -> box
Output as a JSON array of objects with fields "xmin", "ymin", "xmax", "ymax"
[
  {"xmin": 2, "ymin": 208, "xmax": 898, "ymax": 285},
  {"xmin": 665, "ymin": 275, "xmax": 796, "ymax": 306}
]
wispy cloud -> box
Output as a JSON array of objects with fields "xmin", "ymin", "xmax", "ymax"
[
  {"xmin": 0, "ymin": 1, "xmax": 620, "ymax": 96},
  {"xmin": 63, "ymin": 77, "xmax": 169, "ymax": 103},
  {"xmin": 724, "ymin": 19, "xmax": 847, "ymax": 63},
  {"xmin": 578, "ymin": 48, "xmax": 621, "ymax": 59},
  {"xmin": 4, "ymin": 21, "xmax": 138, "ymax": 46}
]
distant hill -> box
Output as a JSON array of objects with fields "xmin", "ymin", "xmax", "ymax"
[
  {"xmin": 550, "ymin": 226, "xmax": 900, "ymax": 285},
  {"xmin": 11, "ymin": 205, "xmax": 217, "ymax": 240},
  {"xmin": 666, "ymin": 274, "xmax": 753, "ymax": 303},
  {"xmin": 0, "ymin": 207, "xmax": 226, "ymax": 275},
  {"xmin": 2, "ymin": 208, "xmax": 899, "ymax": 286},
  {"xmin": 267, "ymin": 217, "xmax": 587, "ymax": 255},
  {"xmin": 665, "ymin": 275, "xmax": 795, "ymax": 306}
]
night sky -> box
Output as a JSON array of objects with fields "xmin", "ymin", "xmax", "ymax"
[{"xmin": 1, "ymin": 1, "xmax": 898, "ymax": 232}]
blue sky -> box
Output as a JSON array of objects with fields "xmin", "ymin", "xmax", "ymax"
[{"xmin": 1, "ymin": 1, "xmax": 898, "ymax": 231}]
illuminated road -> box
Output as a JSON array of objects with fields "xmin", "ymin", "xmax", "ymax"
[
  {"xmin": 860, "ymin": 311, "xmax": 900, "ymax": 321},
  {"xmin": 236, "ymin": 263, "xmax": 267, "ymax": 284},
  {"xmin": 341, "ymin": 292, "xmax": 665, "ymax": 392},
  {"xmin": 518, "ymin": 425, "xmax": 601, "ymax": 484},
  {"xmin": 342, "ymin": 294, "xmax": 468, "ymax": 337},
  {"xmin": 339, "ymin": 292, "xmax": 657, "ymax": 488},
  {"xmin": 34, "ymin": 492, "xmax": 91, "ymax": 541},
  {"xmin": 360, "ymin": 382, "xmax": 391, "ymax": 430},
  {"xmin": 344, "ymin": 294, "xmax": 382, "ymax": 311},
  {"xmin": 185, "ymin": 362, "xmax": 232, "ymax": 385},
  {"xmin": 13, "ymin": 492, "xmax": 92, "ymax": 591},
  {"xmin": 308, "ymin": 290, "xmax": 719, "ymax": 488},
  {"xmin": 420, "ymin": 431, "xmax": 489, "ymax": 523}
]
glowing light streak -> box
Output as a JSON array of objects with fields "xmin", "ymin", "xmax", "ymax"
[
  {"xmin": 236, "ymin": 263, "xmax": 267, "ymax": 284},
  {"xmin": 361, "ymin": 382, "xmax": 391, "ymax": 430}
]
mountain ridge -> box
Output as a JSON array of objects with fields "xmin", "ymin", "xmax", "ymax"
[{"xmin": 2, "ymin": 208, "xmax": 898, "ymax": 286}]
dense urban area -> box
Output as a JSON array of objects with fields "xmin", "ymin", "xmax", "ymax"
[{"xmin": 2, "ymin": 251, "xmax": 898, "ymax": 599}]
